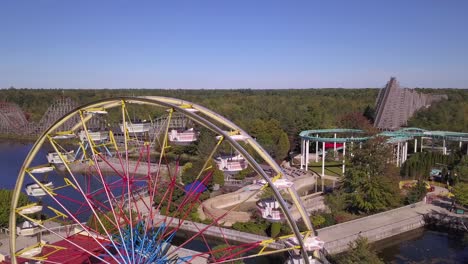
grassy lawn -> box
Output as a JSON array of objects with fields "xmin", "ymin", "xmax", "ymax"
[{"xmin": 307, "ymin": 161, "xmax": 344, "ymax": 177}]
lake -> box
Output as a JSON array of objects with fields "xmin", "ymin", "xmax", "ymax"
[{"xmin": 376, "ymin": 227, "xmax": 468, "ymax": 264}]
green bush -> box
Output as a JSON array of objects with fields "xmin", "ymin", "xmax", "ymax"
[
  {"xmin": 0, "ymin": 189, "xmax": 29, "ymax": 228},
  {"xmin": 332, "ymin": 236, "xmax": 384, "ymax": 264},
  {"xmin": 404, "ymin": 180, "xmax": 428, "ymax": 204}
]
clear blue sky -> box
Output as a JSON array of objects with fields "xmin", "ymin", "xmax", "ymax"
[{"xmin": 1, "ymin": 0, "xmax": 467, "ymax": 89}]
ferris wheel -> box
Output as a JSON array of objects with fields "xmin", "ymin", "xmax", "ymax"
[{"xmin": 9, "ymin": 97, "xmax": 324, "ymax": 264}]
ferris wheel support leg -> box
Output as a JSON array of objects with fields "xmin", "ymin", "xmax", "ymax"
[{"xmin": 305, "ymin": 140, "xmax": 310, "ymax": 171}]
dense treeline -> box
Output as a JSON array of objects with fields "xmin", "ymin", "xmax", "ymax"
[
  {"xmin": 401, "ymin": 152, "xmax": 460, "ymax": 179},
  {"xmin": 408, "ymin": 88, "xmax": 468, "ymax": 132},
  {"xmin": 0, "ymin": 189, "xmax": 29, "ymax": 228},
  {"xmin": 1, "ymin": 88, "xmax": 466, "ymax": 155},
  {"xmin": 1, "ymin": 88, "xmax": 377, "ymax": 150}
]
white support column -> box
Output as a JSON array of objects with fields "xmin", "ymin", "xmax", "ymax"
[
  {"xmin": 300, "ymin": 139, "xmax": 304, "ymax": 169},
  {"xmin": 414, "ymin": 138, "xmax": 418, "ymax": 153},
  {"xmin": 322, "ymin": 141, "xmax": 325, "ymax": 192},
  {"xmin": 443, "ymin": 139, "xmax": 446, "ymax": 155},
  {"xmin": 420, "ymin": 137, "xmax": 424, "ymax": 152},
  {"xmin": 359, "ymin": 142, "xmax": 362, "ymax": 149},
  {"xmin": 304, "ymin": 139, "xmax": 307, "ymax": 169},
  {"xmin": 342, "ymin": 142, "xmax": 346, "ymax": 174},
  {"xmin": 400, "ymin": 142, "xmax": 404, "ymax": 165},
  {"xmin": 315, "ymin": 134, "xmax": 319, "ymax": 162},
  {"xmin": 401, "ymin": 142, "xmax": 405, "ymax": 165},
  {"xmin": 459, "ymin": 138, "xmax": 462, "ymax": 149},
  {"xmin": 334, "ymin": 133, "xmax": 337, "ymax": 152},
  {"xmin": 396, "ymin": 142, "xmax": 401, "ymax": 167},
  {"xmin": 350, "ymin": 136, "xmax": 354, "ymax": 157},
  {"xmin": 305, "ymin": 140, "xmax": 309, "ymax": 171},
  {"xmin": 401, "ymin": 141, "xmax": 408, "ymax": 164}
]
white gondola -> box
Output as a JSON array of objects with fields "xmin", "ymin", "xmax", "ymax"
[
  {"xmin": 79, "ymin": 130, "xmax": 108, "ymax": 142},
  {"xmin": 285, "ymin": 236, "xmax": 325, "ymax": 251},
  {"xmin": 30, "ymin": 166, "xmax": 54, "ymax": 174},
  {"xmin": 25, "ymin": 181, "xmax": 54, "ymax": 197},
  {"xmin": 47, "ymin": 150, "xmax": 75, "ymax": 164},
  {"xmin": 18, "ymin": 205, "xmax": 43, "ymax": 215},
  {"xmin": 168, "ymin": 128, "xmax": 198, "ymax": 144},
  {"xmin": 51, "ymin": 133, "xmax": 76, "ymax": 140},
  {"xmin": 17, "ymin": 221, "xmax": 41, "ymax": 236},
  {"xmin": 257, "ymin": 178, "xmax": 294, "ymax": 189},
  {"xmin": 256, "ymin": 198, "xmax": 292, "ymax": 222},
  {"xmin": 216, "ymin": 131, "xmax": 248, "ymax": 142},
  {"xmin": 214, "ymin": 154, "xmax": 248, "ymax": 172},
  {"xmin": 120, "ymin": 121, "xmax": 151, "ymax": 133}
]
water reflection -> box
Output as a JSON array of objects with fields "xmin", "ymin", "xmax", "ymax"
[{"xmin": 376, "ymin": 228, "xmax": 468, "ymax": 264}]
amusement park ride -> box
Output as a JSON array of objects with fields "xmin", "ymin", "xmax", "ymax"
[
  {"xmin": 298, "ymin": 128, "xmax": 468, "ymax": 192},
  {"xmin": 7, "ymin": 97, "xmax": 326, "ymax": 264}
]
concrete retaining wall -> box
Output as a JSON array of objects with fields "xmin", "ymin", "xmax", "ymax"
[
  {"xmin": 322, "ymin": 214, "xmax": 425, "ymax": 254},
  {"xmin": 318, "ymin": 202, "xmax": 426, "ymax": 254}
]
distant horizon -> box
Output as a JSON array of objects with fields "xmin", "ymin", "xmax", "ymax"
[{"xmin": 1, "ymin": 85, "xmax": 467, "ymax": 90}]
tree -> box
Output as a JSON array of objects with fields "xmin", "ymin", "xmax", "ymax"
[
  {"xmin": 452, "ymin": 183, "xmax": 468, "ymax": 207},
  {"xmin": 212, "ymin": 163, "xmax": 225, "ymax": 187},
  {"xmin": 325, "ymin": 190, "xmax": 347, "ymax": 214},
  {"xmin": 234, "ymin": 167, "xmax": 253, "ymax": 180},
  {"xmin": 211, "ymin": 244, "xmax": 245, "ymax": 264},
  {"xmin": 337, "ymin": 112, "xmax": 377, "ymax": 134},
  {"xmin": 0, "ymin": 189, "xmax": 29, "ymax": 228},
  {"xmin": 342, "ymin": 137, "xmax": 401, "ymax": 213},
  {"xmin": 363, "ymin": 105, "xmax": 375, "ymax": 124},
  {"xmin": 181, "ymin": 161, "xmax": 200, "ymax": 184},
  {"xmin": 454, "ymin": 156, "xmax": 468, "ymax": 183},
  {"xmin": 276, "ymin": 131, "xmax": 290, "ymax": 160},
  {"xmin": 310, "ymin": 214, "xmax": 326, "ymax": 228},
  {"xmin": 405, "ymin": 180, "xmax": 428, "ymax": 204},
  {"xmin": 231, "ymin": 220, "xmax": 269, "ymax": 236},
  {"xmin": 246, "ymin": 119, "xmax": 290, "ymax": 160},
  {"xmin": 334, "ymin": 236, "xmax": 384, "ymax": 264}
]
